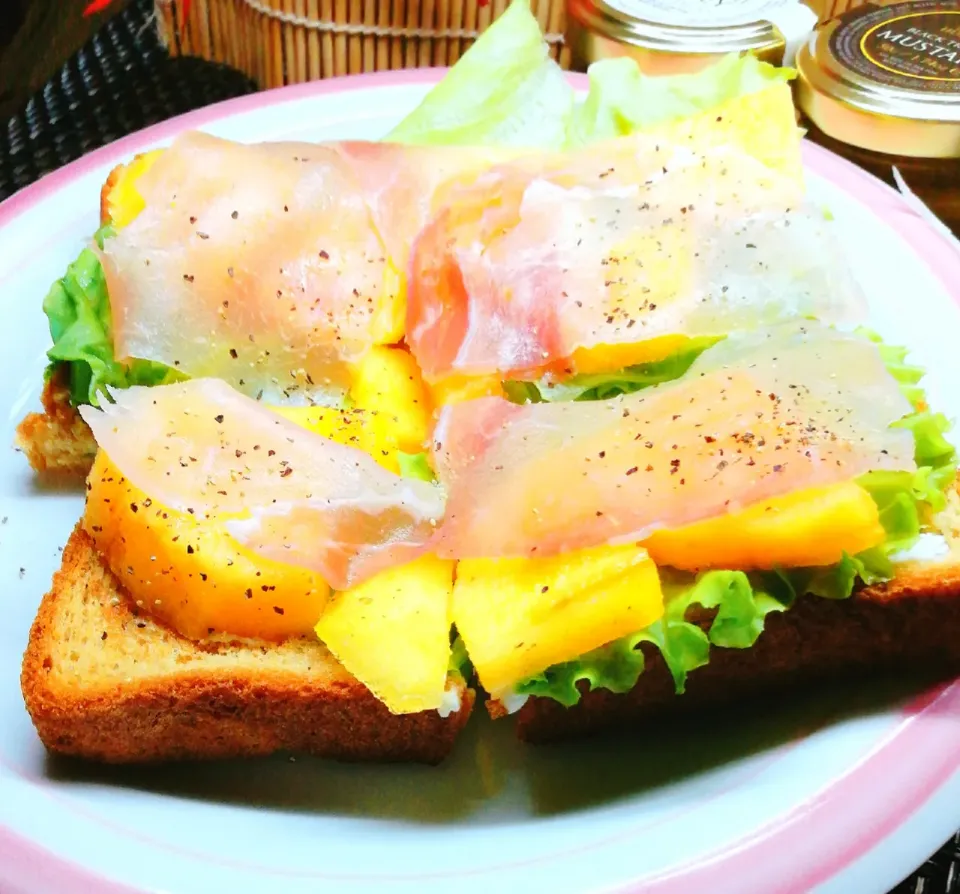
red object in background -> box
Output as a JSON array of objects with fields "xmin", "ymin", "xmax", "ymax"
[{"xmin": 84, "ymin": 0, "xmax": 193, "ymax": 16}]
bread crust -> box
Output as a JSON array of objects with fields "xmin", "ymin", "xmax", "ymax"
[
  {"xmin": 21, "ymin": 527, "xmax": 474, "ymax": 764},
  {"xmin": 15, "ymin": 368, "xmax": 97, "ymax": 481},
  {"xmin": 515, "ymin": 556, "xmax": 960, "ymax": 743}
]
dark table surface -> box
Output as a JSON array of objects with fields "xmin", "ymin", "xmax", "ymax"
[{"xmin": 0, "ymin": 1, "xmax": 957, "ymax": 891}]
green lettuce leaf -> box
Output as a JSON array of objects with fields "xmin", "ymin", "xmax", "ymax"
[
  {"xmin": 515, "ymin": 633, "xmax": 652, "ymax": 707},
  {"xmin": 397, "ymin": 450, "xmax": 438, "ymax": 483},
  {"xmin": 501, "ymin": 380, "xmax": 544, "ymax": 405},
  {"xmin": 859, "ymin": 327, "xmax": 957, "ymax": 517},
  {"xmin": 629, "ymin": 571, "xmax": 788, "ymax": 696},
  {"xmin": 567, "ymin": 52, "xmax": 794, "ymax": 147},
  {"xmin": 894, "ymin": 412, "xmax": 956, "ymax": 505},
  {"xmin": 516, "ymin": 570, "xmax": 787, "ymax": 704},
  {"xmin": 43, "ymin": 227, "xmax": 181, "ymax": 407},
  {"xmin": 387, "ymin": 0, "xmax": 794, "ymax": 151},
  {"xmin": 385, "ymin": 0, "xmax": 574, "ymax": 149},
  {"xmin": 509, "ymin": 336, "xmax": 720, "ymax": 404},
  {"xmin": 447, "ymin": 635, "xmax": 472, "ymax": 682}
]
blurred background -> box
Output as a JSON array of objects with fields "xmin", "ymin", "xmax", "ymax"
[{"xmin": 0, "ymin": 0, "xmax": 861, "ymax": 123}]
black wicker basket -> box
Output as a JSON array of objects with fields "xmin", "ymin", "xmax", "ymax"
[{"xmin": 0, "ymin": 0, "xmax": 255, "ymax": 201}]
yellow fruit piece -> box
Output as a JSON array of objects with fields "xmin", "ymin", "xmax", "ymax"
[
  {"xmin": 84, "ymin": 402, "xmax": 403, "ymax": 642},
  {"xmin": 453, "ymin": 543, "xmax": 663, "ymax": 697},
  {"xmin": 652, "ymin": 83, "xmax": 803, "ymax": 186},
  {"xmin": 643, "ymin": 481, "xmax": 885, "ymax": 571},
  {"xmin": 270, "ymin": 405, "xmax": 401, "ymax": 474},
  {"xmin": 609, "ymin": 223, "xmax": 690, "ymax": 307},
  {"xmin": 349, "ymin": 346, "xmax": 431, "ymax": 452},
  {"xmin": 570, "ymin": 334, "xmax": 693, "ymax": 376},
  {"xmin": 315, "ymin": 554, "xmax": 455, "ymax": 714},
  {"xmin": 559, "ymin": 225, "xmax": 691, "ymax": 376},
  {"xmin": 84, "ymin": 451, "xmax": 330, "ymax": 642},
  {"xmin": 428, "ymin": 373, "xmax": 505, "ymax": 407},
  {"xmin": 103, "ymin": 150, "xmax": 164, "ymax": 229},
  {"xmin": 368, "ymin": 263, "xmax": 406, "ymax": 345}
]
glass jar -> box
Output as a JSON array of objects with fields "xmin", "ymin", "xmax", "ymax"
[
  {"xmin": 565, "ymin": 0, "xmax": 818, "ymax": 74},
  {"xmin": 795, "ymin": 1, "xmax": 960, "ymax": 234}
]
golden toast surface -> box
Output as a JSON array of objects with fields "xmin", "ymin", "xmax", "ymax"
[{"xmin": 21, "ymin": 527, "xmax": 473, "ymax": 764}]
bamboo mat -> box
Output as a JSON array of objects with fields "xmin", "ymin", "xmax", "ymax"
[
  {"xmin": 156, "ymin": 0, "xmax": 561, "ymax": 86},
  {"xmin": 153, "ymin": 0, "xmax": 889, "ymax": 89}
]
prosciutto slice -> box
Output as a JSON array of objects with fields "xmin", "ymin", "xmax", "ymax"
[
  {"xmin": 430, "ymin": 324, "xmax": 916, "ymax": 560},
  {"xmin": 407, "ymin": 135, "xmax": 867, "ymax": 381},
  {"xmin": 79, "ymin": 379, "xmax": 445, "ymax": 589},
  {"xmin": 99, "ymin": 132, "xmax": 512, "ymax": 404}
]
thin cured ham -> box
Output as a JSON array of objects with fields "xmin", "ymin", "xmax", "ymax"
[
  {"xmin": 332, "ymin": 140, "xmax": 521, "ymax": 270},
  {"xmin": 430, "ymin": 324, "xmax": 916, "ymax": 560},
  {"xmin": 407, "ymin": 136, "xmax": 867, "ymax": 382},
  {"xmin": 98, "ymin": 132, "xmax": 514, "ymax": 404},
  {"xmin": 79, "ymin": 379, "xmax": 445, "ymax": 589}
]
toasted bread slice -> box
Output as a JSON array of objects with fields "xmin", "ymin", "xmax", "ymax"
[
  {"xmin": 514, "ymin": 552, "xmax": 960, "ymax": 743},
  {"xmin": 15, "ymin": 369, "xmax": 97, "ymax": 480},
  {"xmin": 21, "ymin": 526, "xmax": 474, "ymax": 764}
]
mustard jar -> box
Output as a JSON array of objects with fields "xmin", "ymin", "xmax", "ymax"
[
  {"xmin": 795, "ymin": 1, "xmax": 960, "ymax": 233},
  {"xmin": 565, "ymin": 0, "xmax": 819, "ymax": 74}
]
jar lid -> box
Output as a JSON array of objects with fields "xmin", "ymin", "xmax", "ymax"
[
  {"xmin": 796, "ymin": 1, "xmax": 960, "ymax": 159},
  {"xmin": 566, "ymin": 0, "xmax": 816, "ymax": 64}
]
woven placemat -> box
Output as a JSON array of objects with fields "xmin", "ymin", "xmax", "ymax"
[
  {"xmin": 0, "ymin": 2, "xmax": 957, "ymax": 892},
  {"xmin": 895, "ymin": 832, "xmax": 960, "ymax": 894}
]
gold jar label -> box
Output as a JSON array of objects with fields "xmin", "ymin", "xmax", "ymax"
[{"xmin": 829, "ymin": 1, "xmax": 960, "ymax": 91}]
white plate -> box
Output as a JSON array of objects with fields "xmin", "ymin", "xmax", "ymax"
[{"xmin": 1, "ymin": 70, "xmax": 959, "ymax": 894}]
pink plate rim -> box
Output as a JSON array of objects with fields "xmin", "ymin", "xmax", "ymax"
[{"xmin": 1, "ymin": 67, "xmax": 959, "ymax": 894}]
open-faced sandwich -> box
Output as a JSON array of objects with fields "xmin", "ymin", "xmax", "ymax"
[{"xmin": 19, "ymin": 1, "xmax": 960, "ymax": 766}]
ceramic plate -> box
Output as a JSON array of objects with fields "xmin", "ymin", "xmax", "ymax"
[{"xmin": 1, "ymin": 70, "xmax": 959, "ymax": 894}]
